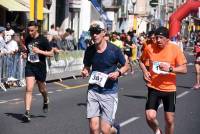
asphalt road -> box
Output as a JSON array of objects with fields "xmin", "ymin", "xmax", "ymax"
[{"xmin": 0, "ymin": 52, "xmax": 200, "ymax": 134}]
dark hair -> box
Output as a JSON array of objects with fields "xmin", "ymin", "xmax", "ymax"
[
  {"xmin": 28, "ymin": 21, "xmax": 38, "ymax": 27},
  {"xmin": 148, "ymin": 30, "xmax": 155, "ymax": 37},
  {"xmin": 50, "ymin": 24, "xmax": 55, "ymax": 29},
  {"xmin": 66, "ymin": 28, "xmax": 71, "ymax": 33}
]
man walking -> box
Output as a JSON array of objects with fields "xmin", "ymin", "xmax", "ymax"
[
  {"xmin": 139, "ymin": 27, "xmax": 187, "ymax": 134},
  {"xmin": 22, "ymin": 21, "xmax": 53, "ymax": 122},
  {"xmin": 82, "ymin": 20, "xmax": 129, "ymax": 134}
]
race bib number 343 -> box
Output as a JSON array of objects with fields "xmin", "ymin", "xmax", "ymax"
[{"xmin": 89, "ymin": 71, "xmax": 108, "ymax": 87}]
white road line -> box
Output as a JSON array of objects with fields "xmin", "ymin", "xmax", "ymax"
[
  {"xmin": 187, "ymin": 63, "xmax": 194, "ymax": 66},
  {"xmin": 35, "ymin": 93, "xmax": 41, "ymax": 96},
  {"xmin": 10, "ymin": 101, "xmax": 24, "ymax": 105},
  {"xmin": 0, "ymin": 100, "xmax": 8, "ymax": 104},
  {"xmin": 48, "ymin": 91, "xmax": 54, "ymax": 94},
  {"xmin": 120, "ymin": 91, "xmax": 190, "ymax": 127},
  {"xmin": 56, "ymin": 89, "xmax": 63, "ymax": 92},
  {"xmin": 177, "ymin": 91, "xmax": 190, "ymax": 98},
  {"xmin": 120, "ymin": 117, "xmax": 140, "ymax": 127},
  {"xmin": 10, "ymin": 98, "xmax": 21, "ymax": 101}
]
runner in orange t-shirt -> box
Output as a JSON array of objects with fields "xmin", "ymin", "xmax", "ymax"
[{"xmin": 139, "ymin": 27, "xmax": 187, "ymax": 134}]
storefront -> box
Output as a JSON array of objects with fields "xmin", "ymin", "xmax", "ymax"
[
  {"xmin": 0, "ymin": 0, "xmax": 49, "ymax": 32},
  {"xmin": 0, "ymin": 0, "xmax": 29, "ymax": 28}
]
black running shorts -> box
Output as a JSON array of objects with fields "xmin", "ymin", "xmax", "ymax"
[
  {"xmin": 145, "ymin": 87, "xmax": 176, "ymax": 112},
  {"xmin": 25, "ymin": 62, "xmax": 47, "ymax": 82}
]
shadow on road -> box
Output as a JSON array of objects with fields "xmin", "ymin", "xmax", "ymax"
[
  {"xmin": 5, "ymin": 113, "xmax": 47, "ymax": 123},
  {"xmin": 123, "ymin": 94, "xmax": 147, "ymax": 99},
  {"xmin": 77, "ymin": 103, "xmax": 86, "ymax": 107},
  {"xmin": 177, "ymin": 85, "xmax": 192, "ymax": 89}
]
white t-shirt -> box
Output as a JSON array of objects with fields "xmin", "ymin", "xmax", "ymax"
[
  {"xmin": 5, "ymin": 29, "xmax": 15, "ymax": 43},
  {"xmin": 48, "ymin": 29, "xmax": 58, "ymax": 36},
  {"xmin": 6, "ymin": 40, "xmax": 18, "ymax": 53}
]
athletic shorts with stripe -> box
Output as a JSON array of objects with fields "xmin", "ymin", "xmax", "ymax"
[
  {"xmin": 146, "ymin": 87, "xmax": 176, "ymax": 112},
  {"xmin": 87, "ymin": 90, "xmax": 118, "ymax": 125}
]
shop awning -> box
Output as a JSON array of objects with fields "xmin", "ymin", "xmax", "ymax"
[
  {"xmin": 16, "ymin": 0, "xmax": 49, "ymax": 13},
  {"xmin": 0, "ymin": 0, "xmax": 29, "ymax": 12}
]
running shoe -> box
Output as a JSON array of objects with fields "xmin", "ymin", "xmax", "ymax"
[
  {"xmin": 155, "ymin": 128, "xmax": 162, "ymax": 134},
  {"xmin": 113, "ymin": 123, "xmax": 120, "ymax": 134},
  {"xmin": 43, "ymin": 97, "xmax": 49, "ymax": 113},
  {"xmin": 23, "ymin": 111, "xmax": 31, "ymax": 122},
  {"xmin": 0, "ymin": 83, "xmax": 6, "ymax": 92},
  {"xmin": 192, "ymin": 84, "xmax": 200, "ymax": 90}
]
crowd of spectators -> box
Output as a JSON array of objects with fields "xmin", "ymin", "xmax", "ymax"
[{"xmin": 0, "ymin": 21, "xmax": 197, "ymax": 91}]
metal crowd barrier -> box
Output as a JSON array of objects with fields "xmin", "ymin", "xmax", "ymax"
[
  {"xmin": 0, "ymin": 50, "xmax": 84, "ymax": 91},
  {"xmin": 0, "ymin": 52, "xmax": 26, "ymax": 91},
  {"xmin": 46, "ymin": 50, "xmax": 84, "ymax": 81}
]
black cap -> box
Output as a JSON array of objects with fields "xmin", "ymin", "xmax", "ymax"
[{"xmin": 155, "ymin": 26, "xmax": 169, "ymax": 38}]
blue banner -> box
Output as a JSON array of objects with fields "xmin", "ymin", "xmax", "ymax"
[{"xmin": 90, "ymin": 0, "xmax": 112, "ymax": 28}]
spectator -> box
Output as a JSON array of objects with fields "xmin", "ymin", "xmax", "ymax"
[
  {"xmin": 192, "ymin": 40, "xmax": 200, "ymax": 89},
  {"xmin": 5, "ymin": 22, "xmax": 15, "ymax": 43},
  {"xmin": 110, "ymin": 32, "xmax": 124, "ymax": 49},
  {"xmin": 0, "ymin": 26, "xmax": 7, "ymax": 91}
]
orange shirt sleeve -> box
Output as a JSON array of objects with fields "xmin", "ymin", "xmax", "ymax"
[{"xmin": 175, "ymin": 47, "xmax": 187, "ymax": 66}]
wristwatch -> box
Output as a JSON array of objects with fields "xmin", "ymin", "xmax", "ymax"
[
  {"xmin": 117, "ymin": 70, "xmax": 122, "ymax": 77},
  {"xmin": 169, "ymin": 67, "xmax": 173, "ymax": 72}
]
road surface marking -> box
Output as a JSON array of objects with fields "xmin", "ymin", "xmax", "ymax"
[
  {"xmin": 120, "ymin": 117, "xmax": 140, "ymax": 127},
  {"xmin": 56, "ymin": 89, "xmax": 63, "ymax": 92},
  {"xmin": 0, "ymin": 100, "xmax": 8, "ymax": 104},
  {"xmin": 10, "ymin": 98, "xmax": 21, "ymax": 101},
  {"xmin": 66, "ymin": 84, "xmax": 88, "ymax": 89},
  {"xmin": 53, "ymin": 82, "xmax": 88, "ymax": 89},
  {"xmin": 177, "ymin": 91, "xmax": 190, "ymax": 98},
  {"xmin": 35, "ymin": 93, "xmax": 42, "ymax": 96},
  {"xmin": 10, "ymin": 101, "xmax": 24, "ymax": 105},
  {"xmin": 120, "ymin": 91, "xmax": 190, "ymax": 127},
  {"xmin": 53, "ymin": 82, "xmax": 70, "ymax": 88},
  {"xmin": 187, "ymin": 63, "xmax": 193, "ymax": 66}
]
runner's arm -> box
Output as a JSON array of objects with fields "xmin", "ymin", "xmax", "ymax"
[
  {"xmin": 139, "ymin": 59, "xmax": 151, "ymax": 82},
  {"xmin": 32, "ymin": 47, "xmax": 54, "ymax": 57},
  {"xmin": 81, "ymin": 66, "xmax": 90, "ymax": 78},
  {"xmin": 170, "ymin": 63, "xmax": 187, "ymax": 74}
]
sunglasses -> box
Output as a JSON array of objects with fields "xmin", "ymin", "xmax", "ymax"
[{"xmin": 89, "ymin": 27, "xmax": 103, "ymax": 36}]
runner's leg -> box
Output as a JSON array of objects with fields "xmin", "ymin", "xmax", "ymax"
[
  {"xmin": 101, "ymin": 119, "xmax": 112, "ymax": 134},
  {"xmin": 164, "ymin": 112, "xmax": 175, "ymax": 134},
  {"xmin": 37, "ymin": 81, "xmax": 49, "ymax": 112},
  {"xmin": 89, "ymin": 117, "xmax": 100, "ymax": 134},
  {"xmin": 24, "ymin": 76, "xmax": 35, "ymax": 111},
  {"xmin": 195, "ymin": 63, "xmax": 200, "ymax": 86},
  {"xmin": 37, "ymin": 81, "xmax": 48, "ymax": 102},
  {"xmin": 145, "ymin": 109, "xmax": 160, "ymax": 133}
]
